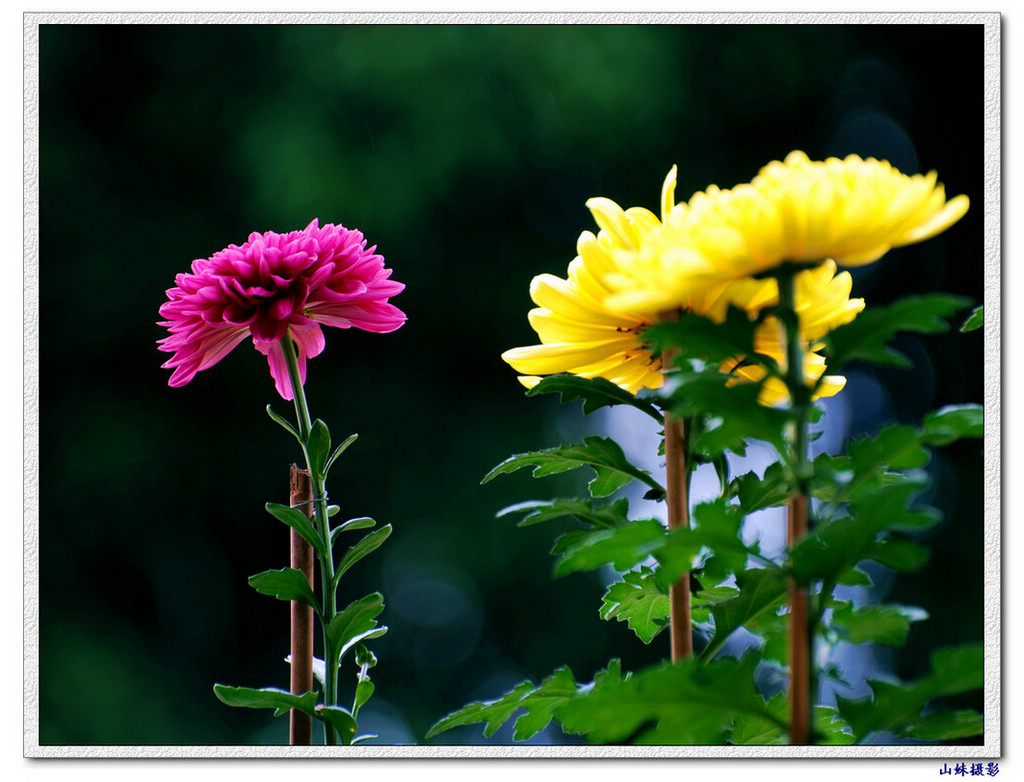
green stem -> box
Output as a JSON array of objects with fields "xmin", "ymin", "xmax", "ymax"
[{"xmin": 281, "ymin": 333, "xmax": 340, "ymax": 746}]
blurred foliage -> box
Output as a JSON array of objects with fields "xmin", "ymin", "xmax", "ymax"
[{"xmin": 35, "ymin": 21, "xmax": 985, "ymax": 745}]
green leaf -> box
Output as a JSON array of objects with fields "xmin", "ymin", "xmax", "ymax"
[
  {"xmin": 307, "ymin": 418, "xmax": 331, "ymax": 478},
  {"xmin": 556, "ymin": 655, "xmax": 782, "ymax": 745},
  {"xmin": 929, "ymin": 643, "xmax": 986, "ymax": 696},
  {"xmin": 334, "ymin": 525, "xmax": 392, "ymax": 585},
  {"xmin": 960, "ymin": 305, "xmax": 983, "ymax": 333},
  {"xmin": 510, "ymin": 667, "xmax": 580, "ymax": 741},
  {"xmin": 266, "ymin": 405, "xmax": 300, "ymax": 439},
  {"xmin": 426, "ymin": 663, "xmax": 629, "ymax": 742},
  {"xmin": 701, "ymin": 567, "xmax": 789, "ymax": 661},
  {"xmin": 354, "ymin": 679, "xmax": 375, "ymax": 711},
  {"xmin": 790, "ymin": 479, "xmax": 928, "ymax": 585},
  {"xmin": 426, "ymin": 680, "xmax": 538, "ymax": 739},
  {"xmin": 497, "ymin": 497, "xmax": 631, "ymax": 530},
  {"xmin": 643, "ymin": 305, "xmax": 765, "ymax": 368},
  {"xmin": 213, "ymin": 684, "xmax": 318, "ymax": 718},
  {"xmin": 599, "ymin": 568, "xmax": 670, "ymax": 643},
  {"xmin": 551, "ymin": 517, "xmax": 667, "ymax": 578},
  {"xmin": 835, "ymin": 643, "xmax": 983, "ymax": 742},
  {"xmin": 324, "ymin": 433, "xmax": 359, "ymax": 475},
  {"xmin": 662, "ymin": 369, "xmax": 790, "ymax": 457},
  {"xmin": 315, "ymin": 705, "xmax": 358, "ymax": 744},
  {"xmin": 248, "ymin": 568, "xmax": 318, "ymax": 613},
  {"xmin": 848, "ymin": 424, "xmax": 930, "ymax": 473},
  {"xmin": 330, "ymin": 516, "xmax": 377, "ymax": 546},
  {"xmin": 689, "ymin": 499, "xmax": 758, "ymax": 586},
  {"xmin": 814, "ymin": 706, "xmax": 856, "ymax": 745},
  {"xmin": 265, "ymin": 502, "xmax": 328, "ymax": 560},
  {"xmin": 920, "ymin": 403, "xmax": 984, "ymax": 446},
  {"xmin": 902, "ymin": 709, "xmax": 984, "ymax": 741},
  {"xmin": 526, "ymin": 374, "xmax": 663, "ymax": 422},
  {"xmin": 831, "ymin": 603, "xmax": 928, "ymax": 646},
  {"xmin": 732, "ymin": 462, "xmax": 791, "ymax": 513},
  {"xmin": 863, "ymin": 536, "xmax": 933, "ymax": 570},
  {"xmin": 483, "ymin": 436, "xmax": 664, "ymax": 498},
  {"xmin": 825, "ymin": 292, "xmax": 971, "ymax": 370},
  {"xmin": 326, "ymin": 593, "xmax": 387, "ymax": 666}
]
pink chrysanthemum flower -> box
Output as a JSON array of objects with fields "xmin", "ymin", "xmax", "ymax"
[{"xmin": 158, "ymin": 219, "xmax": 405, "ymax": 399}]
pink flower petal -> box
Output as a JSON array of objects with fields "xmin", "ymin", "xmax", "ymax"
[{"xmin": 158, "ymin": 219, "xmax": 405, "ymax": 398}]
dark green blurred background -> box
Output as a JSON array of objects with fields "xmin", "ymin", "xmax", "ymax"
[{"xmin": 36, "ymin": 21, "xmax": 986, "ymax": 746}]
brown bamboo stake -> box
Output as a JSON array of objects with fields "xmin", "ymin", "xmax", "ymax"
[
  {"xmin": 289, "ymin": 465, "xmax": 315, "ymax": 746},
  {"xmin": 664, "ymin": 410, "xmax": 692, "ymax": 661},
  {"xmin": 788, "ymin": 492, "xmax": 810, "ymax": 745}
]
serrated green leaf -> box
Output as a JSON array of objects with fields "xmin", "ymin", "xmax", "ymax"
[
  {"xmin": 643, "ymin": 305, "xmax": 766, "ymax": 369},
  {"xmin": 730, "ymin": 692, "xmax": 788, "ymax": 745},
  {"xmin": 482, "ymin": 436, "xmax": 663, "ymax": 498},
  {"xmin": 661, "ymin": 369, "xmax": 790, "ymax": 457},
  {"xmin": 835, "ymin": 643, "xmax": 983, "ymax": 742},
  {"xmin": 831, "ymin": 603, "xmax": 928, "ymax": 646},
  {"xmin": 920, "ymin": 404, "xmax": 984, "ymax": 446},
  {"xmin": 426, "ymin": 663, "xmax": 632, "ymax": 742},
  {"xmin": 654, "ymin": 499, "xmax": 756, "ymax": 591},
  {"xmin": 825, "ymin": 293, "xmax": 971, "ymax": 371},
  {"xmin": 248, "ymin": 568, "xmax": 318, "ymax": 613},
  {"xmin": 213, "ymin": 684, "xmax": 319, "ymax": 718},
  {"xmin": 790, "ymin": 479, "xmax": 928, "ymax": 585},
  {"xmin": 326, "ymin": 593, "xmax": 386, "ymax": 666},
  {"xmin": 497, "ymin": 497, "xmax": 631, "ymax": 530},
  {"xmin": 732, "ymin": 462, "xmax": 791, "ymax": 513},
  {"xmin": 307, "ymin": 418, "xmax": 331, "ymax": 478},
  {"xmin": 526, "ymin": 375, "xmax": 663, "ymax": 422},
  {"xmin": 511, "ymin": 667, "xmax": 579, "ymax": 741},
  {"xmin": 334, "ymin": 525, "xmax": 392, "ymax": 585},
  {"xmin": 426, "ymin": 680, "xmax": 537, "ymax": 739},
  {"xmin": 701, "ymin": 567, "xmax": 789, "ymax": 661},
  {"xmin": 551, "ymin": 517, "xmax": 667, "ymax": 578},
  {"xmin": 689, "ymin": 499, "xmax": 758, "ymax": 586},
  {"xmin": 814, "ymin": 706, "xmax": 856, "ymax": 745},
  {"xmin": 848, "ymin": 424, "xmax": 930, "ymax": 473},
  {"xmin": 960, "ymin": 305, "xmax": 983, "ymax": 333},
  {"xmin": 599, "ymin": 568, "xmax": 670, "ymax": 643},
  {"xmin": 265, "ymin": 502, "xmax": 327, "ymax": 560},
  {"xmin": 555, "ymin": 655, "xmax": 783, "ymax": 745},
  {"xmin": 315, "ymin": 705, "xmax": 358, "ymax": 744}
]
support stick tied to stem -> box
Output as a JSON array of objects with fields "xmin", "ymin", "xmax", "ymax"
[{"xmin": 289, "ymin": 465, "xmax": 315, "ymax": 746}]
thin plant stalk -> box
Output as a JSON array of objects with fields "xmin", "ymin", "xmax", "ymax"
[
  {"xmin": 281, "ymin": 333, "xmax": 341, "ymax": 745},
  {"xmin": 777, "ymin": 264, "xmax": 812, "ymax": 745},
  {"xmin": 664, "ymin": 410, "xmax": 692, "ymax": 661},
  {"xmin": 289, "ymin": 465, "xmax": 315, "ymax": 746},
  {"xmin": 661, "ymin": 345, "xmax": 693, "ymax": 661}
]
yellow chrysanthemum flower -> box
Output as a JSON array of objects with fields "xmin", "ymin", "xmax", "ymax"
[
  {"xmin": 502, "ymin": 167, "xmax": 864, "ymax": 402},
  {"xmin": 600, "ymin": 151, "xmax": 969, "ymax": 318}
]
